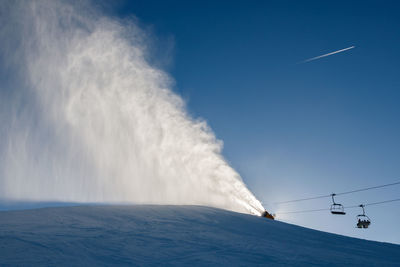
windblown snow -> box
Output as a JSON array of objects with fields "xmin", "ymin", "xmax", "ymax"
[{"xmin": 0, "ymin": 1, "xmax": 264, "ymax": 215}]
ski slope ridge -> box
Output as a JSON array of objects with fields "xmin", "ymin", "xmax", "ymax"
[{"xmin": 0, "ymin": 205, "xmax": 399, "ymax": 266}]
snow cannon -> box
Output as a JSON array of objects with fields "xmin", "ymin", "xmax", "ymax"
[{"xmin": 261, "ymin": 210, "xmax": 275, "ymax": 220}]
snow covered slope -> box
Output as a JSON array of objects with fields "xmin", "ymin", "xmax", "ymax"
[{"xmin": 0, "ymin": 205, "xmax": 399, "ymax": 266}]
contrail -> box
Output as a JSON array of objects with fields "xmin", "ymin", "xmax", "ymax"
[{"xmin": 301, "ymin": 46, "xmax": 355, "ymax": 63}]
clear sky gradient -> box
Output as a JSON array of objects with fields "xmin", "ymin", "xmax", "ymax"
[{"xmin": 108, "ymin": 0, "xmax": 400, "ymax": 243}]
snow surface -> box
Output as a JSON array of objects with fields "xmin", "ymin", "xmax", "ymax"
[{"xmin": 0, "ymin": 205, "xmax": 399, "ymax": 266}]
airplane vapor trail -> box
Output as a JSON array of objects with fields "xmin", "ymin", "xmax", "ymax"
[{"xmin": 301, "ymin": 46, "xmax": 355, "ymax": 63}]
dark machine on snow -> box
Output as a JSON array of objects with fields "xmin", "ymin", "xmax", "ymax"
[{"xmin": 262, "ymin": 210, "xmax": 275, "ymax": 220}]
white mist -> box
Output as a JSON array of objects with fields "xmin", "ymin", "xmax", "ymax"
[{"xmin": 0, "ymin": 0, "xmax": 265, "ymax": 215}]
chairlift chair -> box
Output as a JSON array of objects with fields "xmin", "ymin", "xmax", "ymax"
[
  {"xmin": 330, "ymin": 193, "xmax": 346, "ymax": 215},
  {"xmin": 356, "ymin": 204, "xmax": 371, "ymax": 229}
]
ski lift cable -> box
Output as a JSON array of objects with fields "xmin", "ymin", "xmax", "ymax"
[
  {"xmin": 363, "ymin": 198, "xmax": 400, "ymax": 207},
  {"xmin": 274, "ymin": 180, "xmax": 400, "ymax": 205},
  {"xmin": 276, "ymin": 198, "xmax": 400, "ymax": 215},
  {"xmin": 273, "ymin": 194, "xmax": 332, "ymax": 205},
  {"xmin": 336, "ymin": 182, "xmax": 400, "ymax": 197},
  {"xmin": 276, "ymin": 208, "xmax": 329, "ymax": 214}
]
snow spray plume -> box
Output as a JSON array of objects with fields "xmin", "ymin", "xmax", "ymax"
[{"xmin": 0, "ymin": 1, "xmax": 265, "ymax": 215}]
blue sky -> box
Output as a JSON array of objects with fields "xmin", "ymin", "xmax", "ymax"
[{"xmin": 109, "ymin": 0, "xmax": 400, "ymax": 243}]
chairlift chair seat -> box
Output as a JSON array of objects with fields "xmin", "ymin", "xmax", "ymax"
[
  {"xmin": 331, "ymin": 210, "xmax": 346, "ymax": 215},
  {"xmin": 356, "ymin": 214, "xmax": 371, "ymax": 229},
  {"xmin": 356, "ymin": 205, "xmax": 371, "ymax": 229},
  {"xmin": 330, "ymin": 203, "xmax": 346, "ymax": 215}
]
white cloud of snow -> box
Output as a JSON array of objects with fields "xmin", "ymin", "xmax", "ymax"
[{"xmin": 0, "ymin": 0, "xmax": 265, "ymax": 215}]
